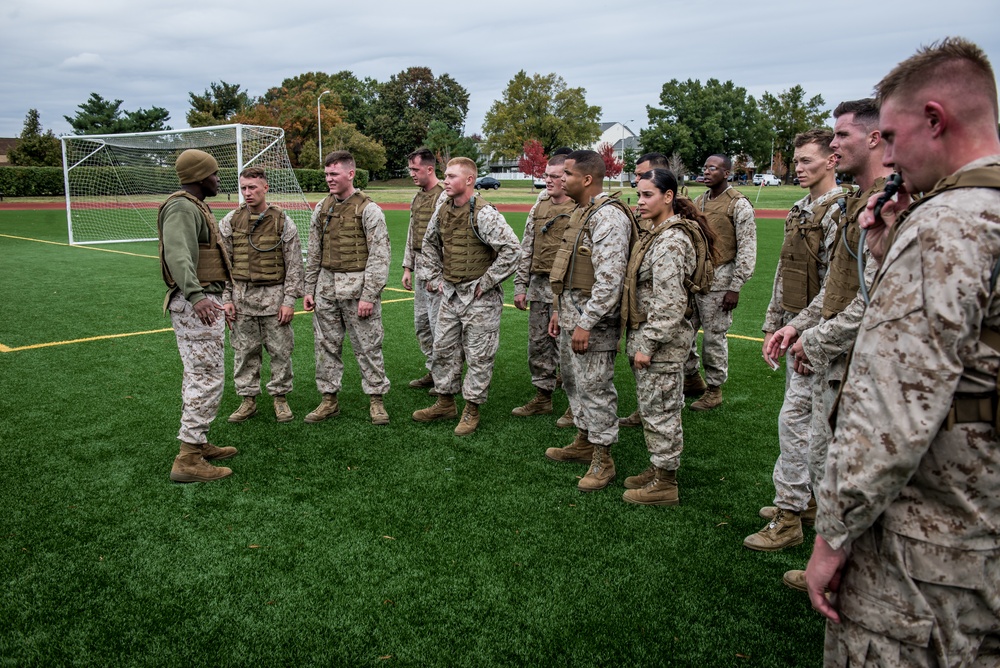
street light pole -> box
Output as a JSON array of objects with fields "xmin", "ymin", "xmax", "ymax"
[
  {"xmin": 317, "ymin": 90, "xmax": 332, "ymax": 166},
  {"xmin": 620, "ymin": 119, "xmax": 634, "ymax": 186}
]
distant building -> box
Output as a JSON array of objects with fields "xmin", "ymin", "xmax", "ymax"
[{"xmin": 0, "ymin": 138, "xmax": 18, "ymax": 165}]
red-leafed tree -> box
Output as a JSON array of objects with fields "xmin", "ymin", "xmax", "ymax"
[
  {"xmin": 517, "ymin": 139, "xmax": 548, "ymax": 178},
  {"xmin": 598, "ymin": 142, "xmax": 623, "ymax": 181}
]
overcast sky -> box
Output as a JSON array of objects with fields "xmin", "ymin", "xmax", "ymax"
[{"xmin": 2, "ymin": 0, "xmax": 999, "ymax": 144}]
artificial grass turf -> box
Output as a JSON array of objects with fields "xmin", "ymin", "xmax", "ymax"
[{"xmin": 0, "ymin": 209, "xmax": 822, "ymax": 666}]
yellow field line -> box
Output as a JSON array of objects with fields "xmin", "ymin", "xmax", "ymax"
[{"xmin": 0, "ymin": 233, "xmax": 157, "ymax": 259}]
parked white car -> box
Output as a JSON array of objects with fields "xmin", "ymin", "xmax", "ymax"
[{"xmin": 753, "ymin": 173, "xmax": 781, "ymax": 186}]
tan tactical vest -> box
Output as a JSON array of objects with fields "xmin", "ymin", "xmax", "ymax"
[
  {"xmin": 230, "ymin": 203, "xmax": 287, "ymax": 285},
  {"xmin": 821, "ymin": 179, "xmax": 887, "ymax": 319},
  {"xmin": 529, "ymin": 197, "xmax": 577, "ymax": 275},
  {"xmin": 621, "ymin": 216, "xmax": 715, "ymax": 331},
  {"xmin": 439, "ymin": 196, "xmax": 497, "ymax": 283},
  {"xmin": 409, "ymin": 183, "xmax": 444, "ymax": 252},
  {"xmin": 695, "ymin": 187, "xmax": 747, "ymax": 265},
  {"xmin": 319, "ymin": 190, "xmax": 372, "ymax": 272},
  {"xmin": 550, "ymin": 195, "xmax": 637, "ymax": 297},
  {"xmin": 157, "ymin": 191, "xmax": 232, "ymax": 289},
  {"xmin": 779, "ymin": 195, "xmax": 841, "ymax": 314}
]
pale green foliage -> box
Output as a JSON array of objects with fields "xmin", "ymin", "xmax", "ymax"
[
  {"xmin": 186, "ymin": 81, "xmax": 254, "ymax": 128},
  {"xmin": 758, "ymin": 85, "xmax": 829, "ymax": 177},
  {"xmin": 298, "ymin": 122, "xmax": 387, "ymax": 174}
]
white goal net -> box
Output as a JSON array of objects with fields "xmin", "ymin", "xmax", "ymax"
[{"xmin": 61, "ymin": 124, "xmax": 312, "ymax": 247}]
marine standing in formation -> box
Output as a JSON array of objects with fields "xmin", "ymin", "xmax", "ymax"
[
  {"xmin": 412, "ymin": 157, "xmax": 522, "ymax": 436},
  {"xmin": 303, "ymin": 150, "xmax": 392, "ymax": 425},
  {"xmin": 221, "ymin": 167, "xmax": 305, "ymax": 424},
  {"xmin": 158, "ymin": 149, "xmax": 237, "ymax": 483}
]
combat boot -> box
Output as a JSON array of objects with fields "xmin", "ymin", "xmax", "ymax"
[
  {"xmin": 555, "ymin": 406, "xmax": 574, "ymax": 428},
  {"xmin": 370, "ymin": 394, "xmax": 390, "ymax": 425},
  {"xmin": 273, "ymin": 395, "xmax": 293, "ymax": 423},
  {"xmin": 783, "ymin": 569, "xmax": 807, "ymax": 592},
  {"xmin": 228, "ymin": 396, "xmax": 257, "ymax": 423},
  {"xmin": 512, "ymin": 389, "xmax": 553, "ymax": 417},
  {"xmin": 690, "ymin": 386, "xmax": 722, "ymax": 411},
  {"xmin": 622, "ymin": 467, "xmax": 679, "ymax": 506},
  {"xmin": 454, "ymin": 402, "xmax": 480, "ymax": 436},
  {"xmin": 412, "ymin": 395, "xmax": 458, "ymax": 422},
  {"xmin": 623, "ymin": 464, "xmax": 656, "ymax": 490},
  {"xmin": 743, "ymin": 508, "xmax": 803, "ymax": 551},
  {"xmin": 578, "ymin": 444, "xmax": 616, "ymax": 492},
  {"xmin": 201, "ymin": 443, "xmax": 238, "ymax": 461},
  {"xmin": 409, "ymin": 372, "xmax": 434, "ymax": 389},
  {"xmin": 170, "ymin": 442, "xmax": 233, "ymax": 483},
  {"xmin": 304, "ymin": 393, "xmax": 340, "ymax": 423},
  {"xmin": 618, "ymin": 409, "xmax": 642, "ymax": 428},
  {"xmin": 544, "ymin": 430, "xmax": 593, "ymax": 463},
  {"xmin": 684, "ymin": 371, "xmax": 708, "ymax": 397},
  {"xmin": 759, "ymin": 496, "xmax": 816, "ymax": 526}
]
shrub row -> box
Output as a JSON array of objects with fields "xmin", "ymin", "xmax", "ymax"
[{"xmin": 0, "ymin": 167, "xmax": 64, "ymax": 197}]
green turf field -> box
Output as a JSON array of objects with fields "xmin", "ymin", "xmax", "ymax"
[{"xmin": 0, "ymin": 208, "xmax": 824, "ymax": 666}]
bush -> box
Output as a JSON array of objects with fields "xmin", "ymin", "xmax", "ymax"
[
  {"xmin": 0, "ymin": 167, "xmax": 65, "ymax": 197},
  {"xmin": 294, "ymin": 168, "xmax": 368, "ymax": 192}
]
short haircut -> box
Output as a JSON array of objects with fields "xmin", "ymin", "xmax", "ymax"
[
  {"xmin": 547, "ymin": 154, "xmax": 567, "ymax": 167},
  {"xmin": 706, "ymin": 154, "xmax": 732, "ymax": 170},
  {"xmin": 240, "ymin": 166, "xmax": 267, "ymax": 182},
  {"xmin": 876, "ymin": 37, "xmax": 998, "ymax": 119},
  {"xmin": 324, "ymin": 150, "xmax": 355, "ymax": 169},
  {"xmin": 551, "ymin": 147, "xmax": 573, "ymax": 156},
  {"xmin": 566, "ymin": 149, "xmax": 606, "ymax": 180},
  {"xmin": 407, "ymin": 148, "xmax": 436, "ymax": 167},
  {"xmin": 447, "ymin": 156, "xmax": 477, "ymax": 176},
  {"xmin": 636, "ymin": 152, "xmax": 669, "ymax": 168},
  {"xmin": 833, "ymin": 98, "xmax": 880, "ymax": 131},
  {"xmin": 794, "ymin": 128, "xmax": 835, "ymax": 154}
]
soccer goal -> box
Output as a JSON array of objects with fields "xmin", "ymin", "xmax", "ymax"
[{"xmin": 61, "ymin": 124, "xmax": 312, "ymax": 247}]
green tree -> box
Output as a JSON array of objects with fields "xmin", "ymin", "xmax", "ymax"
[
  {"xmin": 186, "ymin": 81, "xmax": 254, "ymax": 127},
  {"xmin": 367, "ymin": 67, "xmax": 470, "ymax": 176},
  {"xmin": 64, "ymin": 93, "xmax": 171, "ymax": 134},
  {"xmin": 298, "ymin": 122, "xmax": 386, "ymax": 175},
  {"xmin": 622, "ymin": 147, "xmax": 637, "ymax": 178},
  {"xmin": 640, "ymin": 78, "xmax": 768, "ymax": 173},
  {"xmin": 7, "ymin": 109, "xmax": 62, "ymax": 167},
  {"xmin": 482, "ymin": 71, "xmax": 601, "ymax": 159},
  {"xmin": 758, "ymin": 85, "xmax": 828, "ymax": 178},
  {"xmin": 423, "ymin": 120, "xmax": 482, "ymax": 171}
]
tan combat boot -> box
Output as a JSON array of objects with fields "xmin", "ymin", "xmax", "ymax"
[
  {"xmin": 228, "ymin": 396, "xmax": 257, "ymax": 423},
  {"xmin": 170, "ymin": 442, "xmax": 233, "ymax": 483},
  {"xmin": 578, "ymin": 444, "xmax": 616, "ymax": 492},
  {"xmin": 412, "ymin": 395, "xmax": 458, "ymax": 422},
  {"xmin": 273, "ymin": 395, "xmax": 293, "ymax": 423},
  {"xmin": 454, "ymin": 402, "xmax": 480, "ymax": 436},
  {"xmin": 545, "ymin": 430, "xmax": 594, "ymax": 463},
  {"xmin": 690, "ymin": 386, "xmax": 722, "ymax": 411},
  {"xmin": 304, "ymin": 393, "xmax": 340, "ymax": 423},
  {"xmin": 512, "ymin": 389, "xmax": 553, "ymax": 417},
  {"xmin": 684, "ymin": 371, "xmax": 708, "ymax": 397},
  {"xmin": 743, "ymin": 508, "xmax": 803, "ymax": 551},
  {"xmin": 783, "ymin": 569, "xmax": 807, "ymax": 592},
  {"xmin": 618, "ymin": 409, "xmax": 642, "ymax": 428},
  {"xmin": 622, "ymin": 467, "xmax": 679, "ymax": 506},
  {"xmin": 201, "ymin": 443, "xmax": 238, "ymax": 461},
  {"xmin": 623, "ymin": 464, "xmax": 656, "ymax": 490},
  {"xmin": 555, "ymin": 406, "xmax": 574, "ymax": 428},
  {"xmin": 760, "ymin": 496, "xmax": 817, "ymax": 526},
  {"xmin": 370, "ymin": 394, "xmax": 390, "ymax": 425},
  {"xmin": 409, "ymin": 372, "xmax": 434, "ymax": 389}
]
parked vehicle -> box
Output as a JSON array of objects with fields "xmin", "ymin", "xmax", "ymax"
[
  {"xmin": 753, "ymin": 173, "xmax": 781, "ymax": 186},
  {"xmin": 475, "ymin": 176, "xmax": 501, "ymax": 190},
  {"xmin": 532, "ymin": 177, "xmax": 546, "ymax": 189}
]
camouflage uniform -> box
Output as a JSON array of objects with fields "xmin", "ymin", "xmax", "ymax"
[
  {"xmin": 304, "ymin": 195, "xmax": 391, "ymax": 396},
  {"xmin": 418, "ymin": 197, "xmax": 521, "ymax": 404},
  {"xmin": 817, "ymin": 156, "xmax": 1000, "ymax": 666},
  {"xmin": 685, "ymin": 191, "xmax": 756, "ymax": 386},
  {"xmin": 514, "ymin": 196, "xmax": 576, "ymax": 392},
  {"xmin": 762, "ymin": 187, "xmax": 842, "ymax": 511},
  {"xmin": 220, "ymin": 208, "xmax": 304, "ymax": 398},
  {"xmin": 403, "ymin": 186, "xmax": 447, "ymax": 372},
  {"xmin": 626, "ymin": 220, "xmax": 697, "ymax": 470},
  {"xmin": 557, "ymin": 196, "xmax": 631, "ymax": 447},
  {"xmin": 159, "ymin": 195, "xmax": 228, "ymax": 445}
]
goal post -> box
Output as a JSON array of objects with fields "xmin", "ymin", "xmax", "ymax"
[{"xmin": 61, "ymin": 124, "xmax": 313, "ymax": 248}]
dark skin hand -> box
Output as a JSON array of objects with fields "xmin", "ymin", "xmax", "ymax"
[{"xmin": 721, "ymin": 290, "xmax": 740, "ymax": 311}]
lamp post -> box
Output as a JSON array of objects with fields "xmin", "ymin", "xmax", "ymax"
[
  {"xmin": 620, "ymin": 119, "xmax": 634, "ymax": 186},
  {"xmin": 317, "ymin": 90, "xmax": 332, "ymax": 166}
]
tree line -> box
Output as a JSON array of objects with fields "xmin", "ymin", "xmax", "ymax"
[{"xmin": 8, "ymin": 69, "xmax": 827, "ymax": 181}]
